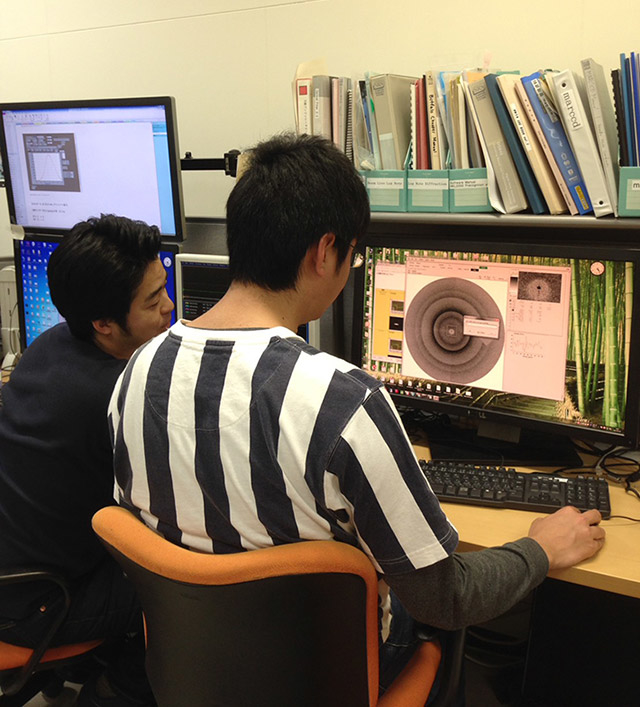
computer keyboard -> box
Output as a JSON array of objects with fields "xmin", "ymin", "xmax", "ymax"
[{"xmin": 419, "ymin": 460, "xmax": 611, "ymax": 519}]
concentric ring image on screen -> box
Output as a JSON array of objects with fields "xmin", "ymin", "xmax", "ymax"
[{"xmin": 404, "ymin": 277, "xmax": 505, "ymax": 385}]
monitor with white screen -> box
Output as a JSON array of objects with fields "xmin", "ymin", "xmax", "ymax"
[{"xmin": 0, "ymin": 97, "xmax": 185, "ymax": 239}]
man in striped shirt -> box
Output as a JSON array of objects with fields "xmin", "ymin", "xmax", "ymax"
[{"xmin": 110, "ymin": 134, "xmax": 605, "ymax": 695}]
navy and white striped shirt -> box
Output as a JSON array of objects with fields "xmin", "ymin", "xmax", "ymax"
[{"xmin": 109, "ymin": 322, "xmax": 458, "ymax": 578}]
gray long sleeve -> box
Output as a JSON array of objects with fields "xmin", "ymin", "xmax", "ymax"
[{"xmin": 384, "ymin": 537, "xmax": 549, "ymax": 630}]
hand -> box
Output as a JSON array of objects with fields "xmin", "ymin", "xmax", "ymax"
[{"xmin": 527, "ymin": 505, "xmax": 605, "ymax": 570}]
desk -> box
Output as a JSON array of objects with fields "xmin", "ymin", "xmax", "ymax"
[{"xmin": 413, "ymin": 442, "xmax": 640, "ymax": 599}]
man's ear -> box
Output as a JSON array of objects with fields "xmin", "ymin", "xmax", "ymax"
[
  {"xmin": 312, "ymin": 232, "xmax": 337, "ymax": 275},
  {"xmin": 92, "ymin": 318, "xmax": 115, "ymax": 337}
]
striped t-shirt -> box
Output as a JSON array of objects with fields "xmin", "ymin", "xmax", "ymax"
[{"xmin": 109, "ymin": 321, "xmax": 458, "ymax": 578}]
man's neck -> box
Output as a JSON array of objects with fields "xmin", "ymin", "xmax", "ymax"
[{"xmin": 187, "ymin": 282, "xmax": 302, "ymax": 332}]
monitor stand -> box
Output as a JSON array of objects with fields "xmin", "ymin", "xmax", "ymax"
[{"xmin": 425, "ymin": 419, "xmax": 583, "ymax": 468}]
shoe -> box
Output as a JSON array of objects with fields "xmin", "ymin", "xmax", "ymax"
[{"xmin": 76, "ymin": 673, "xmax": 156, "ymax": 707}]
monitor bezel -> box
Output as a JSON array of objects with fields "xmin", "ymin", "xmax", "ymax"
[
  {"xmin": 350, "ymin": 231, "xmax": 640, "ymax": 450},
  {"xmin": 175, "ymin": 252, "xmax": 230, "ymax": 320},
  {"xmin": 0, "ymin": 95, "xmax": 186, "ymax": 240}
]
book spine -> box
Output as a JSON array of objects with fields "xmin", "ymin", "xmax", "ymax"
[
  {"xmin": 416, "ymin": 77, "xmax": 429, "ymax": 169},
  {"xmin": 358, "ymin": 80, "xmax": 374, "ymax": 153},
  {"xmin": 485, "ymin": 74, "xmax": 547, "ymax": 214},
  {"xmin": 311, "ymin": 75, "xmax": 332, "ymax": 140},
  {"xmin": 631, "ymin": 53, "xmax": 640, "ymax": 166},
  {"xmin": 620, "ymin": 54, "xmax": 636, "ymax": 165},
  {"xmin": 345, "ymin": 88, "xmax": 354, "ymax": 163},
  {"xmin": 611, "ymin": 68, "xmax": 630, "ymax": 167},
  {"xmin": 364, "ymin": 72, "xmax": 382, "ymax": 170},
  {"xmin": 581, "ymin": 59, "xmax": 619, "ymax": 215},
  {"xmin": 331, "ymin": 77, "xmax": 340, "ymax": 147},
  {"xmin": 498, "ymin": 75, "xmax": 566, "ymax": 214},
  {"xmin": 551, "ymin": 71, "xmax": 612, "ymax": 217},
  {"xmin": 515, "ymin": 79, "xmax": 577, "ymax": 214},
  {"xmin": 425, "ymin": 71, "xmax": 442, "ymax": 169},
  {"xmin": 410, "ymin": 80, "xmax": 418, "ymax": 168},
  {"xmin": 468, "ymin": 77, "xmax": 527, "ymax": 213},
  {"xmin": 521, "ymin": 73, "xmax": 592, "ymax": 214}
]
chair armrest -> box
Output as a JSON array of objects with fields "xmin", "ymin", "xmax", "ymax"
[
  {"xmin": 377, "ymin": 640, "xmax": 441, "ymax": 707},
  {"xmin": 427, "ymin": 628, "xmax": 466, "ymax": 707},
  {"xmin": 0, "ymin": 566, "xmax": 72, "ymax": 697}
]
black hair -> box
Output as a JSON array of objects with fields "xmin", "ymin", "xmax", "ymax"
[
  {"xmin": 226, "ymin": 133, "xmax": 370, "ymax": 291},
  {"xmin": 48, "ymin": 214, "xmax": 161, "ymax": 340}
]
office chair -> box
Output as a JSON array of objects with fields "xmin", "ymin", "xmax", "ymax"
[
  {"xmin": 0, "ymin": 568, "xmax": 102, "ymax": 706},
  {"xmin": 92, "ymin": 505, "xmax": 465, "ymax": 707}
]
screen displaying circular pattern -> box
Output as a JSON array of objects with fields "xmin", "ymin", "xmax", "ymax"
[{"xmin": 404, "ymin": 277, "xmax": 505, "ymax": 384}]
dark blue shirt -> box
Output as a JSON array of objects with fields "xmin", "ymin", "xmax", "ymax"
[{"xmin": 0, "ymin": 324, "xmax": 126, "ymax": 617}]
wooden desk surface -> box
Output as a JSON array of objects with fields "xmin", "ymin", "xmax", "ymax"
[{"xmin": 414, "ymin": 442, "xmax": 640, "ymax": 599}]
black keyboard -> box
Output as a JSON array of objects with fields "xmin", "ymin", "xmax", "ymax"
[{"xmin": 419, "ymin": 460, "xmax": 611, "ymax": 519}]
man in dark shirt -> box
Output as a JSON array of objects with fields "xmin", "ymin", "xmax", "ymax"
[{"xmin": 0, "ymin": 214, "xmax": 173, "ymax": 706}]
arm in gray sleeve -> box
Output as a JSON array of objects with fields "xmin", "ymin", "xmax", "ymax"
[{"xmin": 384, "ymin": 537, "xmax": 549, "ymax": 630}]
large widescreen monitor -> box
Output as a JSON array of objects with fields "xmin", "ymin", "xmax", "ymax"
[
  {"xmin": 0, "ymin": 96, "xmax": 185, "ymax": 240},
  {"xmin": 14, "ymin": 236, "xmax": 178, "ymax": 350},
  {"xmin": 351, "ymin": 235, "xmax": 640, "ymax": 463}
]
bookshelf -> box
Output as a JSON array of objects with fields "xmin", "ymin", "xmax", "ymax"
[{"xmin": 369, "ymin": 211, "xmax": 640, "ymax": 239}]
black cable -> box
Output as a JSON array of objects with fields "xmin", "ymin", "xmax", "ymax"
[{"xmin": 609, "ymin": 514, "xmax": 640, "ymax": 522}]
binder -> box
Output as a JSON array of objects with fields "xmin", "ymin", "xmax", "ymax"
[
  {"xmin": 311, "ymin": 75, "xmax": 332, "ymax": 140},
  {"xmin": 364, "ymin": 72, "xmax": 383, "ymax": 170},
  {"xmin": 425, "ymin": 70, "xmax": 443, "ymax": 169},
  {"xmin": 415, "ymin": 77, "xmax": 429, "ymax": 169},
  {"xmin": 496, "ymin": 73, "xmax": 566, "ymax": 214},
  {"xmin": 369, "ymin": 73, "xmax": 418, "ymax": 170},
  {"xmin": 485, "ymin": 73, "xmax": 547, "ymax": 214},
  {"xmin": 611, "ymin": 68, "xmax": 631, "ymax": 167},
  {"xmin": 620, "ymin": 54, "xmax": 637, "ymax": 165},
  {"xmin": 521, "ymin": 71, "xmax": 592, "ymax": 215},
  {"xmin": 468, "ymin": 77, "xmax": 528, "ymax": 214},
  {"xmin": 581, "ymin": 58, "xmax": 620, "ymax": 215},
  {"xmin": 550, "ymin": 70, "xmax": 613, "ymax": 217},
  {"xmin": 514, "ymin": 79, "xmax": 577, "ymax": 214}
]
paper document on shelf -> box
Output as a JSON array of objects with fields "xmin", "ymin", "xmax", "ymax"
[
  {"xmin": 461, "ymin": 77, "xmax": 505, "ymax": 213},
  {"xmin": 293, "ymin": 59, "xmax": 329, "ymax": 126}
]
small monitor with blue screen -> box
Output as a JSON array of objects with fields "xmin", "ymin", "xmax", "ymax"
[
  {"xmin": 0, "ymin": 97, "xmax": 185, "ymax": 240},
  {"xmin": 13, "ymin": 237, "xmax": 178, "ymax": 350}
]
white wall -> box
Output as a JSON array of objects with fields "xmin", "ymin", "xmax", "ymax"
[{"xmin": 1, "ymin": 0, "xmax": 638, "ymax": 241}]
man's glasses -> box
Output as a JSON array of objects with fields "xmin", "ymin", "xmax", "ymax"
[{"xmin": 350, "ymin": 244, "xmax": 364, "ymax": 269}]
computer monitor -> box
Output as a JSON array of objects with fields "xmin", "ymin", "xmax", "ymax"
[
  {"xmin": 351, "ymin": 234, "xmax": 640, "ymax": 464},
  {"xmin": 14, "ymin": 236, "xmax": 179, "ymax": 350},
  {"xmin": 176, "ymin": 253, "xmax": 232, "ymax": 321},
  {"xmin": 0, "ymin": 96, "xmax": 185, "ymax": 240},
  {"xmin": 175, "ymin": 252, "xmax": 320, "ymax": 346}
]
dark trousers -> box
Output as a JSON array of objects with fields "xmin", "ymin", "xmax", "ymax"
[{"xmin": 0, "ymin": 556, "xmax": 153, "ymax": 701}]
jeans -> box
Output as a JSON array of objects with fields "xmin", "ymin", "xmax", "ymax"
[{"xmin": 0, "ymin": 556, "xmax": 153, "ymax": 702}]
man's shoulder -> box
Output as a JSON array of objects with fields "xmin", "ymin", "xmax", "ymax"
[
  {"xmin": 283, "ymin": 339, "xmax": 384, "ymax": 394},
  {"xmin": 15, "ymin": 323, "xmax": 125, "ymax": 390}
]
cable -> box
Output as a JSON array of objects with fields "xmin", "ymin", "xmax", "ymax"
[{"xmin": 608, "ymin": 514, "xmax": 640, "ymax": 522}]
